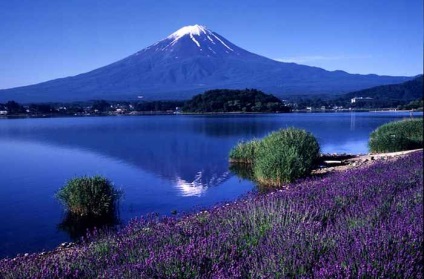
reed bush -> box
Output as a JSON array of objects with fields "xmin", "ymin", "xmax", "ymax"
[
  {"xmin": 228, "ymin": 139, "xmax": 259, "ymax": 163},
  {"xmin": 253, "ymin": 128, "xmax": 320, "ymax": 186},
  {"xmin": 369, "ymin": 118, "xmax": 423, "ymax": 153},
  {"xmin": 56, "ymin": 176, "xmax": 121, "ymax": 217}
]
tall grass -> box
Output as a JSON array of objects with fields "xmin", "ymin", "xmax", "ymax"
[
  {"xmin": 253, "ymin": 128, "xmax": 320, "ymax": 186},
  {"xmin": 56, "ymin": 176, "xmax": 121, "ymax": 217},
  {"xmin": 369, "ymin": 118, "xmax": 423, "ymax": 153},
  {"xmin": 230, "ymin": 128, "xmax": 320, "ymax": 186},
  {"xmin": 228, "ymin": 139, "xmax": 259, "ymax": 163},
  {"xmin": 2, "ymin": 151, "xmax": 422, "ymax": 278}
]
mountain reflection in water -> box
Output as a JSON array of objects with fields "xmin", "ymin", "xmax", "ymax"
[{"xmin": 175, "ymin": 171, "xmax": 231, "ymax": 197}]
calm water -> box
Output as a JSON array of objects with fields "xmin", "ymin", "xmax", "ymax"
[{"xmin": 0, "ymin": 112, "xmax": 421, "ymax": 258}]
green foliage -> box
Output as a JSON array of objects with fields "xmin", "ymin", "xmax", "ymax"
[
  {"xmin": 229, "ymin": 128, "xmax": 320, "ymax": 187},
  {"xmin": 56, "ymin": 176, "xmax": 121, "ymax": 217},
  {"xmin": 253, "ymin": 128, "xmax": 320, "ymax": 186},
  {"xmin": 3, "ymin": 100, "xmax": 25, "ymax": 114},
  {"xmin": 369, "ymin": 118, "xmax": 423, "ymax": 153},
  {"xmin": 398, "ymin": 98, "xmax": 423, "ymax": 110},
  {"xmin": 229, "ymin": 139, "xmax": 260, "ymax": 163},
  {"xmin": 341, "ymin": 75, "xmax": 423, "ymax": 109},
  {"xmin": 28, "ymin": 104, "xmax": 57, "ymax": 114},
  {"xmin": 183, "ymin": 89, "xmax": 291, "ymax": 113},
  {"xmin": 92, "ymin": 100, "xmax": 112, "ymax": 112},
  {"xmin": 134, "ymin": 100, "xmax": 185, "ymax": 111}
]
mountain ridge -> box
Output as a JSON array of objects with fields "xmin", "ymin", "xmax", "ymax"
[
  {"xmin": 0, "ymin": 25, "xmax": 413, "ymax": 102},
  {"xmin": 342, "ymin": 75, "xmax": 423, "ymax": 101}
]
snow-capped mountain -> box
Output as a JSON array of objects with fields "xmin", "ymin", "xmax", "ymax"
[
  {"xmin": 0, "ymin": 24, "xmax": 411, "ymax": 102},
  {"xmin": 144, "ymin": 24, "xmax": 244, "ymax": 58}
]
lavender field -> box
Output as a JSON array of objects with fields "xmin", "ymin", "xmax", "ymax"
[{"xmin": 1, "ymin": 151, "xmax": 422, "ymax": 278}]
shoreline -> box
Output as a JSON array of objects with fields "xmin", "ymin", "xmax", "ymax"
[
  {"xmin": 2, "ymin": 148, "xmax": 422, "ymax": 261},
  {"xmin": 314, "ymin": 148, "xmax": 423, "ymax": 175},
  {"xmin": 0, "ymin": 109, "xmax": 421, "ymax": 120}
]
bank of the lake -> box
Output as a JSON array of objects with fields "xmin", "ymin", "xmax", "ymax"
[
  {"xmin": 1, "ymin": 150, "xmax": 422, "ymax": 278},
  {"xmin": 0, "ymin": 108, "xmax": 421, "ymax": 119}
]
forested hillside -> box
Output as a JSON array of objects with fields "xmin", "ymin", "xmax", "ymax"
[
  {"xmin": 182, "ymin": 89, "xmax": 290, "ymax": 113},
  {"xmin": 340, "ymin": 75, "xmax": 423, "ymax": 108}
]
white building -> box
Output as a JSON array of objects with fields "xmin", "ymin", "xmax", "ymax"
[{"xmin": 351, "ymin": 97, "xmax": 373, "ymax": 104}]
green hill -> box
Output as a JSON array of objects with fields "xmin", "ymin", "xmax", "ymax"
[{"xmin": 183, "ymin": 89, "xmax": 291, "ymax": 113}]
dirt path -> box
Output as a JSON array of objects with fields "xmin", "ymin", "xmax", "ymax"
[{"xmin": 313, "ymin": 148, "xmax": 423, "ymax": 175}]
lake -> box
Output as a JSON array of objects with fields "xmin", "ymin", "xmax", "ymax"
[{"xmin": 0, "ymin": 112, "xmax": 421, "ymax": 258}]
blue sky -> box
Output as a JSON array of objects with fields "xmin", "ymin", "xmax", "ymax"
[{"xmin": 0, "ymin": 0, "xmax": 422, "ymax": 89}]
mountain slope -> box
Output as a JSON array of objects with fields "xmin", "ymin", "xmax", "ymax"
[
  {"xmin": 0, "ymin": 25, "xmax": 413, "ymax": 102},
  {"xmin": 342, "ymin": 75, "xmax": 423, "ymax": 101}
]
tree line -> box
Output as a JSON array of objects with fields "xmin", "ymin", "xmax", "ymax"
[
  {"xmin": 0, "ymin": 89, "xmax": 290, "ymax": 116},
  {"xmin": 182, "ymin": 89, "xmax": 290, "ymax": 113}
]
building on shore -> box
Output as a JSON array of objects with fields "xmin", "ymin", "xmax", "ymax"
[{"xmin": 351, "ymin": 97, "xmax": 373, "ymax": 104}]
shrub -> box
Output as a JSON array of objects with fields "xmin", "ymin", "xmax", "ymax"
[
  {"xmin": 369, "ymin": 118, "xmax": 423, "ymax": 153},
  {"xmin": 253, "ymin": 128, "xmax": 320, "ymax": 186},
  {"xmin": 228, "ymin": 139, "xmax": 259, "ymax": 163},
  {"xmin": 56, "ymin": 176, "xmax": 121, "ymax": 217}
]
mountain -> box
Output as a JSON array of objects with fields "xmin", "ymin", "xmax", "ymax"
[
  {"xmin": 0, "ymin": 25, "xmax": 413, "ymax": 102},
  {"xmin": 331, "ymin": 75, "xmax": 423, "ymax": 108},
  {"xmin": 342, "ymin": 75, "xmax": 423, "ymax": 101}
]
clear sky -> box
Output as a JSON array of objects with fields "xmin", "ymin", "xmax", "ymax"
[{"xmin": 0, "ymin": 0, "xmax": 422, "ymax": 89}]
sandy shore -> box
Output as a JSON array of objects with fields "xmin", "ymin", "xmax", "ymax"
[{"xmin": 313, "ymin": 148, "xmax": 423, "ymax": 175}]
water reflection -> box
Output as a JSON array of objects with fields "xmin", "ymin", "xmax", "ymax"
[
  {"xmin": 350, "ymin": 112, "xmax": 356, "ymax": 131},
  {"xmin": 230, "ymin": 164, "xmax": 278, "ymax": 193},
  {"xmin": 0, "ymin": 117, "xmax": 232, "ymax": 188},
  {"xmin": 57, "ymin": 212, "xmax": 121, "ymax": 241},
  {"xmin": 174, "ymin": 171, "xmax": 231, "ymax": 197},
  {"xmin": 1, "ymin": 113, "xmax": 420, "ymax": 198},
  {"xmin": 0, "ymin": 113, "xmax": 420, "ymax": 196},
  {"xmin": 0, "ymin": 113, "xmax": 420, "ymax": 186},
  {"xmin": 229, "ymin": 164, "xmax": 254, "ymax": 181},
  {"xmin": 175, "ymin": 176, "xmax": 207, "ymax": 197}
]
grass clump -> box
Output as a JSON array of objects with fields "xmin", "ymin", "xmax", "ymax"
[
  {"xmin": 56, "ymin": 176, "xmax": 121, "ymax": 217},
  {"xmin": 229, "ymin": 128, "xmax": 320, "ymax": 186},
  {"xmin": 228, "ymin": 139, "xmax": 259, "ymax": 163},
  {"xmin": 253, "ymin": 128, "xmax": 320, "ymax": 186},
  {"xmin": 369, "ymin": 118, "xmax": 423, "ymax": 153}
]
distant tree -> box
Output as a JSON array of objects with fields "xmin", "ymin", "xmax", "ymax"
[
  {"xmin": 5, "ymin": 101, "xmax": 25, "ymax": 114},
  {"xmin": 29, "ymin": 104, "xmax": 56, "ymax": 114},
  {"xmin": 133, "ymin": 100, "xmax": 185, "ymax": 112},
  {"xmin": 92, "ymin": 100, "xmax": 112, "ymax": 112},
  {"xmin": 398, "ymin": 99, "xmax": 423, "ymax": 110}
]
